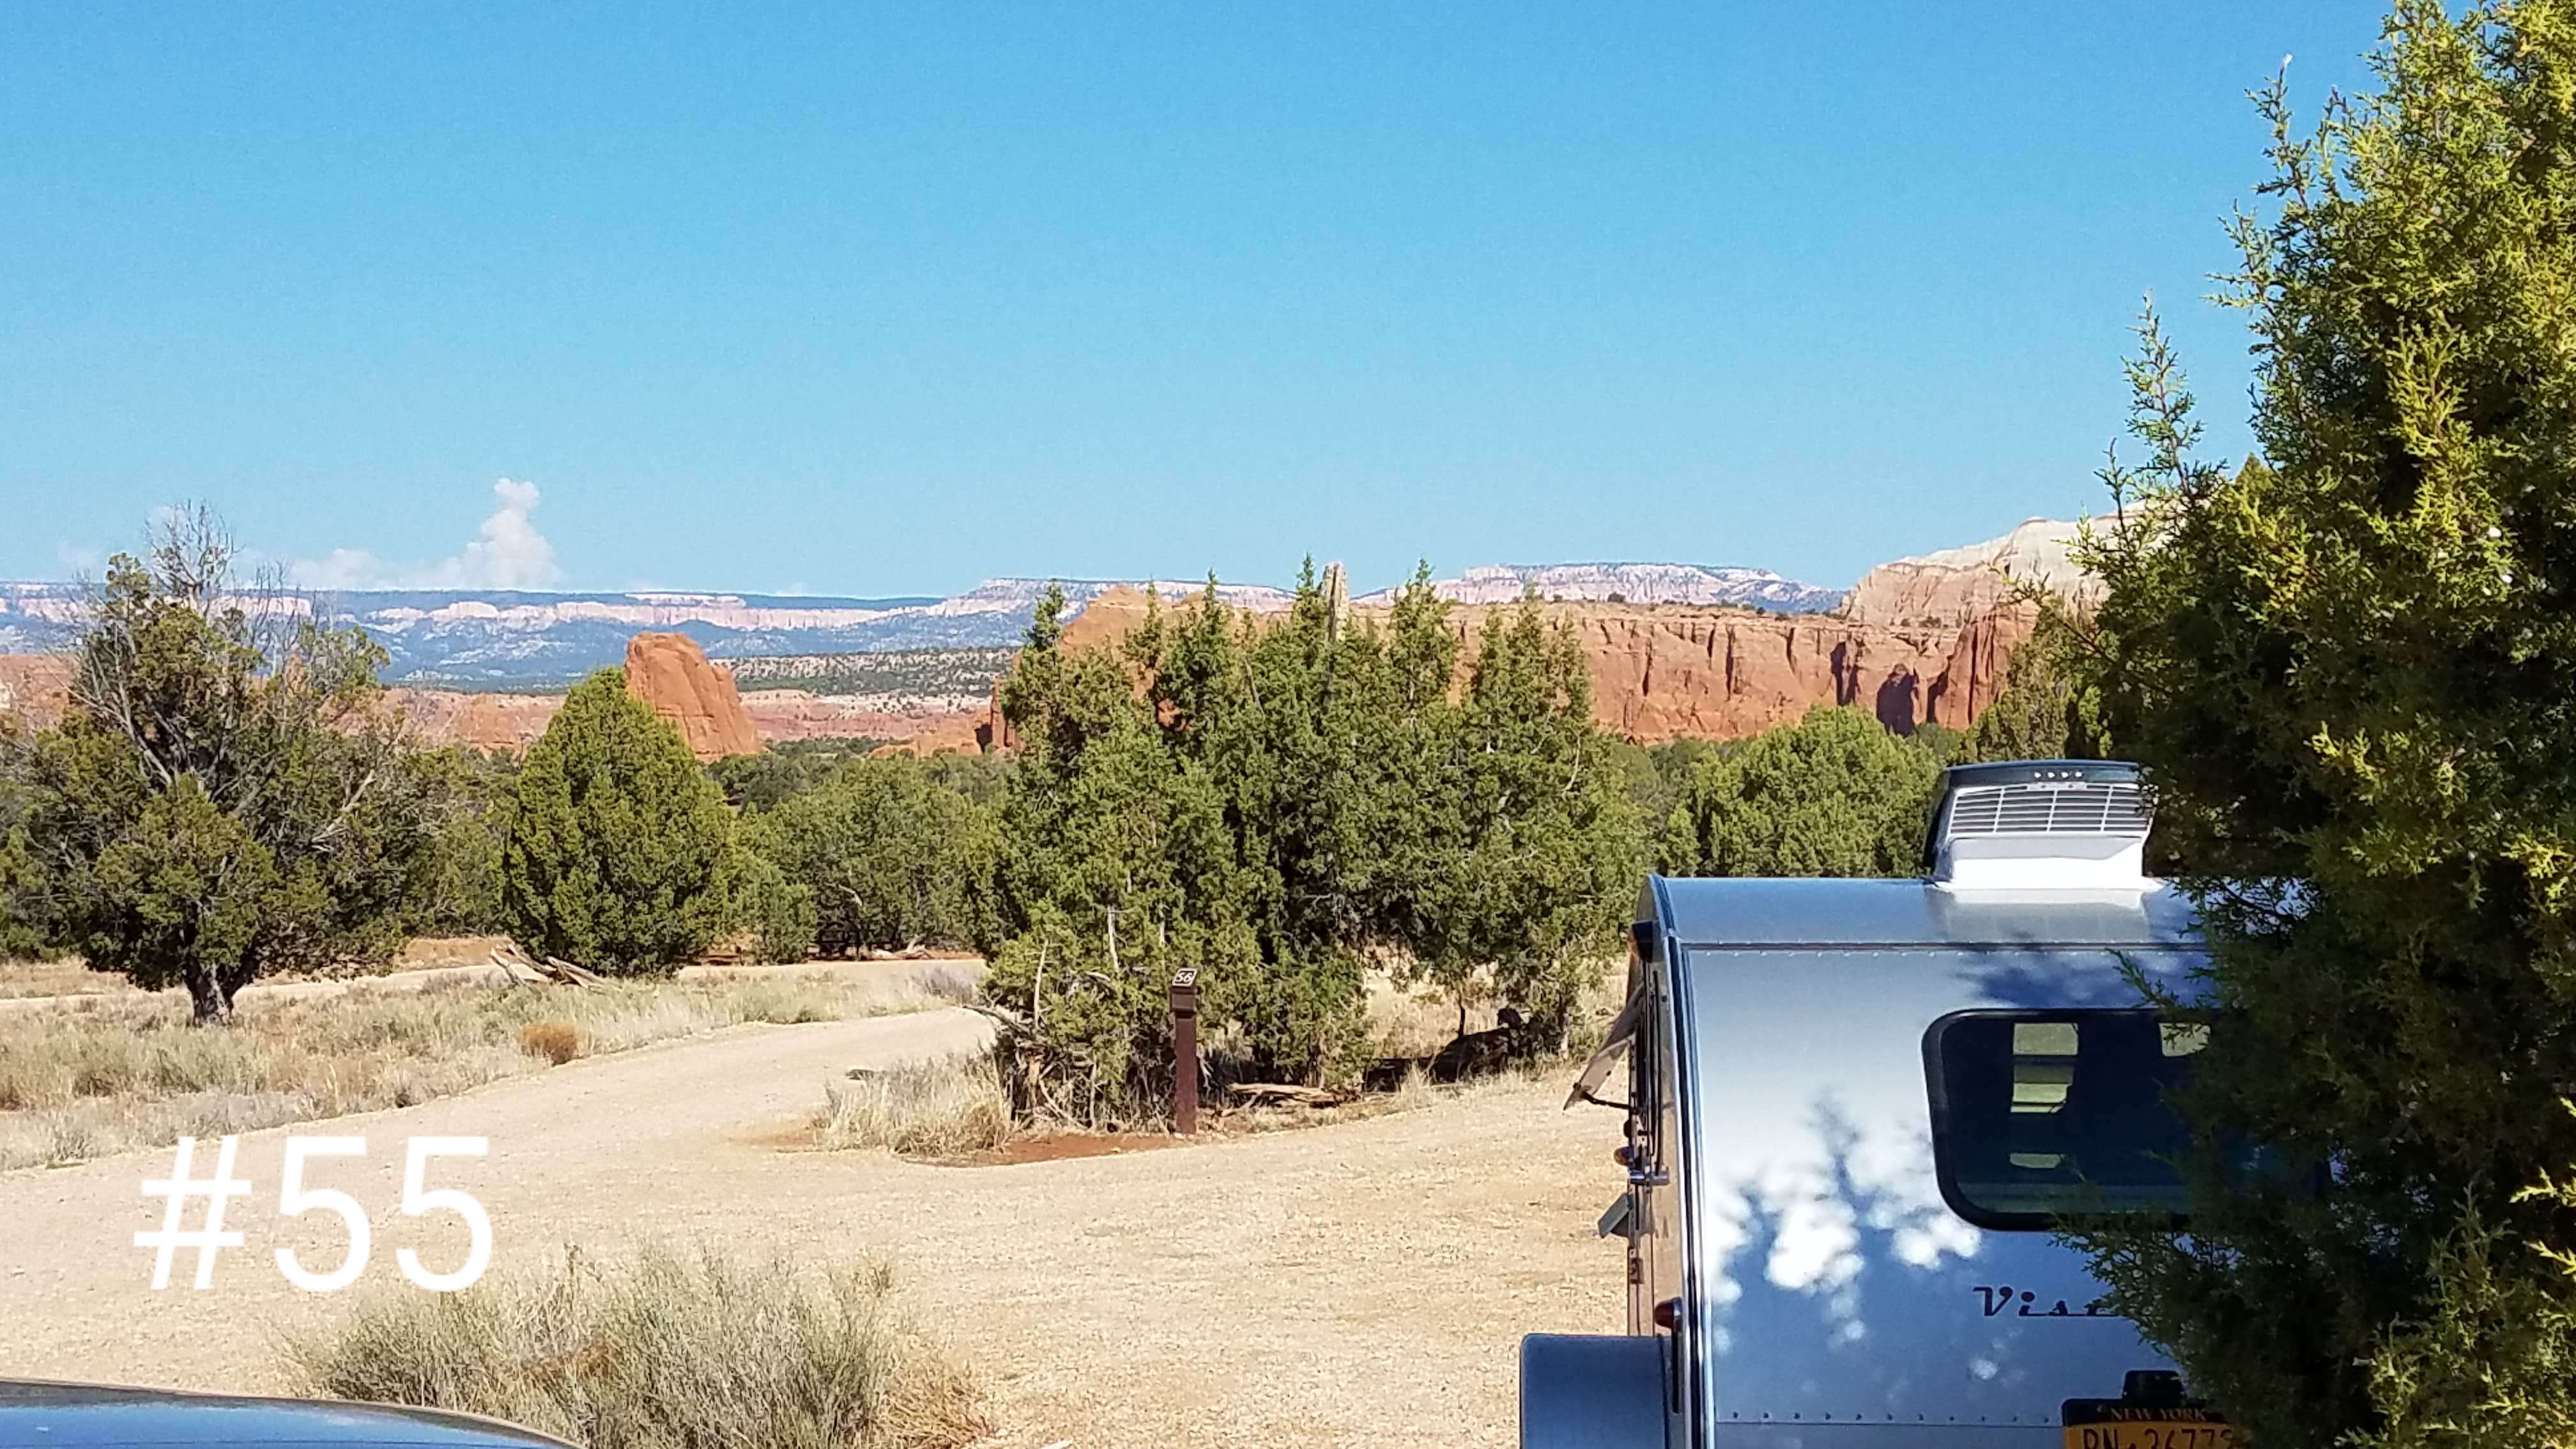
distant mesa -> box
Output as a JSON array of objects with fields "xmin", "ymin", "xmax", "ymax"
[
  {"xmin": 0, "ymin": 520, "xmax": 2097, "ymax": 752},
  {"xmin": 1021, "ymin": 521, "xmax": 2092, "ymax": 746},
  {"xmin": 1843, "ymin": 518, "xmax": 2096, "ymax": 627},
  {"xmin": 1353, "ymin": 562, "xmax": 1844, "ymax": 613}
]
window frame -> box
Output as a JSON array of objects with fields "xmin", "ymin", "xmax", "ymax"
[{"xmin": 1920, "ymin": 1006, "xmax": 2197, "ymax": 1232}]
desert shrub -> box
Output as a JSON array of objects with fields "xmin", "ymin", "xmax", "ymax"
[
  {"xmin": 913, "ymin": 960, "xmax": 981, "ymax": 1004},
  {"xmin": 739, "ymin": 757, "xmax": 997, "ymax": 957},
  {"xmin": 288, "ymin": 1243, "xmax": 985, "ymax": 1449},
  {"xmin": 499, "ymin": 670, "xmax": 740, "ymax": 976},
  {"xmin": 820, "ymin": 1056, "xmax": 1010, "ymax": 1158},
  {"xmin": 516, "ymin": 1020, "xmax": 581, "ymax": 1065}
]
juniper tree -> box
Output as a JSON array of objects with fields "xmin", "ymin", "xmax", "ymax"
[
  {"xmin": 1423, "ymin": 597, "xmax": 1642, "ymax": 1045},
  {"xmin": 981, "ymin": 567, "xmax": 1640, "ymax": 1123},
  {"xmin": 739, "ymin": 755, "xmax": 999, "ymax": 956},
  {"xmin": 1658, "ymin": 704, "xmax": 1942, "ymax": 878},
  {"xmin": 499, "ymin": 669, "xmax": 739, "ymax": 974},
  {"xmin": 6, "ymin": 509, "xmax": 447, "ymax": 1022},
  {"xmin": 2074, "ymin": 7, "xmax": 2576, "ymax": 1444}
]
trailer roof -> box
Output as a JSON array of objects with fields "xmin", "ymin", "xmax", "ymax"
[{"xmin": 1646, "ymin": 875, "xmax": 2203, "ymax": 951}]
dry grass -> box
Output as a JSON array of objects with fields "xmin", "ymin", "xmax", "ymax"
[
  {"xmin": 818, "ymin": 1056, "xmax": 1011, "ymax": 1159},
  {"xmin": 0, "ymin": 957, "xmax": 133, "ymax": 1002},
  {"xmin": 0, "ymin": 970, "xmax": 948, "ymax": 1172},
  {"xmin": 518, "ymin": 1020, "xmax": 584, "ymax": 1066},
  {"xmin": 286, "ymin": 1243, "xmax": 986, "ymax": 1449},
  {"xmin": 908, "ymin": 960, "xmax": 981, "ymax": 1006}
]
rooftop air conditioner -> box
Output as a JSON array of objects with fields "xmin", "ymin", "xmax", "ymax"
[{"xmin": 1926, "ymin": 759, "xmax": 2152, "ymax": 890}]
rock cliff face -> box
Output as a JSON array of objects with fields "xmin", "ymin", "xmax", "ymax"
[
  {"xmin": 1844, "ymin": 518, "xmax": 2096, "ymax": 626},
  {"xmin": 0, "ymin": 654, "xmax": 74, "ymax": 729},
  {"xmin": 622, "ymin": 633, "xmax": 761, "ymax": 762},
  {"xmin": 385, "ymin": 688, "xmax": 562, "ymax": 753},
  {"xmin": 1042, "ymin": 583, "xmax": 2027, "ymax": 744},
  {"xmin": 1453, "ymin": 601, "xmax": 2039, "ymax": 740}
]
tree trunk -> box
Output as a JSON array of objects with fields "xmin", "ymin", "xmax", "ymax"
[{"xmin": 184, "ymin": 968, "xmax": 231, "ymax": 1026}]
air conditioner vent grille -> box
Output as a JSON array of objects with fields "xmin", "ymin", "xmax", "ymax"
[{"xmin": 1945, "ymin": 782, "xmax": 2149, "ymax": 839}]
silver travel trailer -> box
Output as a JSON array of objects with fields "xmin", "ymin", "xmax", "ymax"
[{"xmin": 1523, "ymin": 760, "xmax": 2228, "ymax": 1449}]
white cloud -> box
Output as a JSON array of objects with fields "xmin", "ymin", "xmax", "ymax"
[{"xmin": 293, "ymin": 478, "xmax": 564, "ymax": 592}]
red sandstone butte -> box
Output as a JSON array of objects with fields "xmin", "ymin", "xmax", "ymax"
[{"xmin": 622, "ymin": 632, "xmax": 762, "ymax": 762}]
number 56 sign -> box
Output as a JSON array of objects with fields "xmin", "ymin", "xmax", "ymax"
[{"xmin": 137, "ymin": 1134, "xmax": 492, "ymax": 1293}]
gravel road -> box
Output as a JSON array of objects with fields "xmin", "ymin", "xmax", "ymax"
[{"xmin": 0, "ymin": 1007, "xmax": 1624, "ymax": 1448}]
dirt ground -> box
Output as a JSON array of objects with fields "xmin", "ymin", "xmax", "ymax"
[{"xmin": 0, "ymin": 1007, "xmax": 1626, "ymax": 1448}]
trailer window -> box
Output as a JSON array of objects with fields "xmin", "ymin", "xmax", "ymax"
[{"xmin": 1924, "ymin": 1009, "xmax": 2202, "ymax": 1229}]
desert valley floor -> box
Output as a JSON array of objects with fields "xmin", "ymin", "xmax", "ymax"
[{"xmin": 0, "ymin": 1003, "xmax": 1626, "ymax": 1448}]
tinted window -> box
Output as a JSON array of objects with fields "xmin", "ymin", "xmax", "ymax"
[{"xmin": 1924, "ymin": 1009, "xmax": 2203, "ymax": 1229}]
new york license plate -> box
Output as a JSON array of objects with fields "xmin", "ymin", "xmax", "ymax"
[{"xmin": 2063, "ymin": 1402, "xmax": 2233, "ymax": 1449}]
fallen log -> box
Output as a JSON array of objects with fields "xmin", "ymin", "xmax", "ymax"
[
  {"xmin": 487, "ymin": 947, "xmax": 544, "ymax": 987},
  {"xmin": 542, "ymin": 955, "xmax": 610, "ymax": 988},
  {"xmin": 1225, "ymin": 1082, "xmax": 1347, "ymax": 1108}
]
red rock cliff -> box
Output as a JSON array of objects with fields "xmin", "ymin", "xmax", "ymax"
[
  {"xmin": 1029, "ymin": 585, "xmax": 2030, "ymax": 744},
  {"xmin": 0, "ymin": 654, "xmax": 75, "ymax": 730}
]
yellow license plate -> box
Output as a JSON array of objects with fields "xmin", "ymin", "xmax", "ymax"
[{"xmin": 2064, "ymin": 1421, "xmax": 2234, "ymax": 1449}]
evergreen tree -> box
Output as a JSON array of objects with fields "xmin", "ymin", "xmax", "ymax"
[
  {"xmin": 1422, "ymin": 597, "xmax": 1642, "ymax": 1044},
  {"xmin": 1659, "ymin": 705, "xmax": 1942, "ymax": 878},
  {"xmin": 0, "ymin": 763, "xmax": 47, "ymax": 960},
  {"xmin": 983, "ymin": 592, "xmax": 1252, "ymax": 1124},
  {"xmin": 412, "ymin": 746, "xmax": 517, "ymax": 937},
  {"xmin": 499, "ymin": 669, "xmax": 739, "ymax": 974},
  {"xmin": 981, "ymin": 567, "xmax": 1641, "ymax": 1123},
  {"xmin": 740, "ymin": 755, "xmax": 998, "ymax": 956},
  {"xmin": 1966, "ymin": 606, "xmax": 2111, "ymax": 763},
  {"xmin": 2076, "ymin": 8, "xmax": 2576, "ymax": 1445},
  {"xmin": 5, "ymin": 510, "xmax": 447, "ymax": 1022}
]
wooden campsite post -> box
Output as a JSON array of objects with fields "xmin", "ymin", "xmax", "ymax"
[{"xmin": 1170, "ymin": 966, "xmax": 1200, "ymax": 1135}]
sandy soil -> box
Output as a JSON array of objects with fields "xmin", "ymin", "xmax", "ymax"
[{"xmin": 0, "ymin": 1007, "xmax": 1625, "ymax": 1448}]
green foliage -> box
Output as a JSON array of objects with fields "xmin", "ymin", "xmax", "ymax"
[
  {"xmin": 499, "ymin": 670, "xmax": 740, "ymax": 976},
  {"xmin": 0, "ymin": 762, "xmax": 49, "ymax": 960},
  {"xmin": 1659, "ymin": 705, "xmax": 1943, "ymax": 878},
  {"xmin": 3, "ymin": 511, "xmax": 448, "ymax": 1021},
  {"xmin": 981, "ymin": 570, "xmax": 1639, "ymax": 1126},
  {"xmin": 1966, "ymin": 607, "xmax": 2110, "ymax": 763},
  {"xmin": 709, "ymin": 739, "xmax": 886, "ymax": 810},
  {"xmin": 733, "ymin": 850, "xmax": 818, "ymax": 965},
  {"xmin": 1425, "ymin": 599, "xmax": 1644, "ymax": 1039},
  {"xmin": 721, "ymin": 646, "xmax": 1015, "ymax": 700},
  {"xmin": 2071, "ymin": 10, "xmax": 2576, "ymax": 1445},
  {"xmin": 412, "ymin": 747, "xmax": 517, "ymax": 937},
  {"xmin": 739, "ymin": 756, "xmax": 998, "ymax": 957}
]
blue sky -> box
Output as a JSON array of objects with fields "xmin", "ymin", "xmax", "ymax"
[{"xmin": 0, "ymin": 3, "xmax": 2379, "ymax": 597}]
